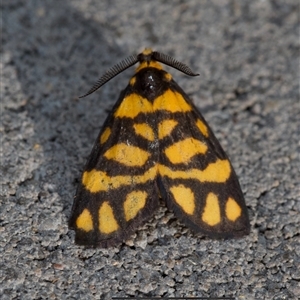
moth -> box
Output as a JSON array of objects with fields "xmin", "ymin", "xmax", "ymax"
[{"xmin": 69, "ymin": 48, "xmax": 250, "ymax": 247}]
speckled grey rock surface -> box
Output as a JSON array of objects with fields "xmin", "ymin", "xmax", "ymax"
[{"xmin": 1, "ymin": 0, "xmax": 299, "ymax": 299}]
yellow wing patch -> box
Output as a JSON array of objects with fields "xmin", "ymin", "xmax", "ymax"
[
  {"xmin": 154, "ymin": 89, "xmax": 192, "ymax": 112},
  {"xmin": 196, "ymin": 119, "xmax": 209, "ymax": 138},
  {"xmin": 164, "ymin": 138, "xmax": 208, "ymax": 164},
  {"xmin": 76, "ymin": 208, "xmax": 93, "ymax": 232},
  {"xmin": 158, "ymin": 119, "xmax": 178, "ymax": 140},
  {"xmin": 226, "ymin": 197, "xmax": 242, "ymax": 221},
  {"xmin": 114, "ymin": 93, "xmax": 152, "ymax": 118},
  {"xmin": 99, "ymin": 202, "xmax": 119, "ymax": 234},
  {"xmin": 129, "ymin": 76, "xmax": 136, "ymax": 86},
  {"xmin": 124, "ymin": 190, "xmax": 147, "ymax": 221},
  {"xmin": 158, "ymin": 159, "xmax": 231, "ymax": 183},
  {"xmin": 104, "ymin": 143, "xmax": 150, "ymax": 167},
  {"xmin": 82, "ymin": 166, "xmax": 157, "ymax": 193},
  {"xmin": 170, "ymin": 185, "xmax": 195, "ymax": 215},
  {"xmin": 100, "ymin": 127, "xmax": 111, "ymax": 144},
  {"xmin": 202, "ymin": 193, "xmax": 221, "ymax": 226},
  {"xmin": 133, "ymin": 123, "xmax": 155, "ymax": 141}
]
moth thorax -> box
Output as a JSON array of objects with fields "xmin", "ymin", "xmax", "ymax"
[{"xmin": 134, "ymin": 68, "xmax": 169, "ymax": 101}]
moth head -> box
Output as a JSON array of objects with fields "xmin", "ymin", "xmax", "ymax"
[{"xmin": 80, "ymin": 48, "xmax": 199, "ymax": 98}]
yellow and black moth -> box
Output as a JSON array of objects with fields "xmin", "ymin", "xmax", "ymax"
[{"xmin": 69, "ymin": 48, "xmax": 250, "ymax": 247}]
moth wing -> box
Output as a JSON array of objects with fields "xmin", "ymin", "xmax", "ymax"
[
  {"xmin": 157, "ymin": 83, "xmax": 250, "ymax": 238},
  {"xmin": 69, "ymin": 90, "xmax": 159, "ymax": 247}
]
